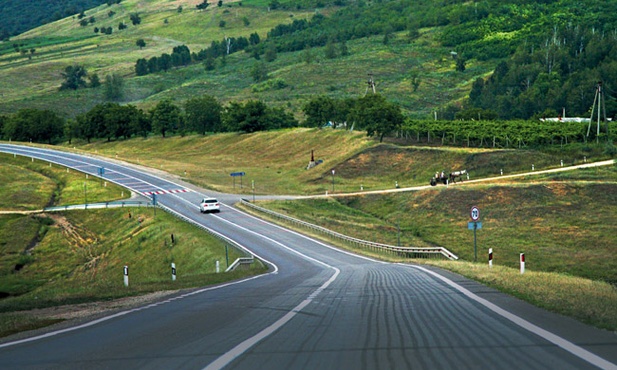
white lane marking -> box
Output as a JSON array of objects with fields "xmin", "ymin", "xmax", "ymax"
[
  {"xmin": 203, "ymin": 216, "xmax": 340, "ymax": 370},
  {"xmin": 407, "ymin": 265, "xmax": 617, "ymax": 370}
]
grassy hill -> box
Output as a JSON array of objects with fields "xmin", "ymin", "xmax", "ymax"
[{"xmin": 0, "ymin": 0, "xmax": 494, "ymax": 119}]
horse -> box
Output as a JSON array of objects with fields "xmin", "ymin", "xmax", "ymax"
[{"xmin": 449, "ymin": 169, "xmax": 467, "ymax": 183}]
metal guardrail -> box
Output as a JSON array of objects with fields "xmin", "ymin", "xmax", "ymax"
[
  {"xmin": 240, "ymin": 199, "xmax": 458, "ymax": 260},
  {"xmin": 225, "ymin": 257, "xmax": 255, "ymax": 272}
]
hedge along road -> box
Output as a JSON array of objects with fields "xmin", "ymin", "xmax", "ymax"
[{"xmin": 0, "ymin": 144, "xmax": 616, "ymax": 370}]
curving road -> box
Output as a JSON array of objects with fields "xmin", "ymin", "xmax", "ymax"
[{"xmin": 0, "ymin": 144, "xmax": 616, "ymax": 370}]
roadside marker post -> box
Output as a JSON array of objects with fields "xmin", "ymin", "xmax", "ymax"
[
  {"xmin": 171, "ymin": 263, "xmax": 176, "ymax": 281},
  {"xmin": 123, "ymin": 265, "xmax": 129, "ymax": 287},
  {"xmin": 489, "ymin": 248, "xmax": 493, "ymax": 268},
  {"xmin": 520, "ymin": 253, "xmax": 525, "ymax": 274},
  {"xmin": 216, "ymin": 260, "xmax": 220, "ymax": 273}
]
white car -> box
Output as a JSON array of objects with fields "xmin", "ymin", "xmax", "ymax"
[{"xmin": 199, "ymin": 197, "xmax": 220, "ymax": 213}]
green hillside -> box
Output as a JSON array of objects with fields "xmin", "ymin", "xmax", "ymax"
[{"xmin": 4, "ymin": 0, "xmax": 615, "ymax": 122}]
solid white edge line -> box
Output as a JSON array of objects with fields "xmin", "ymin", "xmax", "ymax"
[
  {"xmin": 406, "ymin": 265, "xmax": 617, "ymax": 370},
  {"xmin": 0, "ymin": 272, "xmax": 272, "ymax": 350}
]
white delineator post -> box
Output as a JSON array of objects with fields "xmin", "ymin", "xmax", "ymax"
[
  {"xmin": 520, "ymin": 253, "xmax": 525, "ymax": 274},
  {"xmin": 123, "ymin": 265, "xmax": 129, "ymax": 287},
  {"xmin": 171, "ymin": 263, "xmax": 176, "ymax": 281},
  {"xmin": 488, "ymin": 248, "xmax": 493, "ymax": 268},
  {"xmin": 216, "ymin": 260, "xmax": 220, "ymax": 273}
]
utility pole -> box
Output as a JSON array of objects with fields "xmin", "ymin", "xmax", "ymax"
[{"xmin": 587, "ymin": 81, "xmax": 608, "ymax": 143}]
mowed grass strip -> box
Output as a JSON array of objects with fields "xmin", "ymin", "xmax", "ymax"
[{"xmin": 0, "ymin": 208, "xmax": 265, "ymax": 337}]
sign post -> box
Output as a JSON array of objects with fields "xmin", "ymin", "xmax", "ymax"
[
  {"xmin": 469, "ymin": 206, "xmax": 481, "ymax": 262},
  {"xmin": 230, "ymin": 172, "xmax": 245, "ymax": 189}
]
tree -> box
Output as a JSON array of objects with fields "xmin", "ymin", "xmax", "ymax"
[
  {"xmin": 196, "ymin": 1, "xmax": 209, "ymax": 10},
  {"xmin": 456, "ymin": 57, "xmax": 466, "ymax": 72},
  {"xmin": 60, "ymin": 65, "xmax": 88, "ymax": 90},
  {"xmin": 104, "ymin": 73, "xmax": 125, "ymax": 101},
  {"xmin": 88, "ymin": 73, "xmax": 101, "ymax": 88},
  {"xmin": 4, "ymin": 109, "xmax": 64, "ymax": 144},
  {"xmin": 184, "ymin": 95, "xmax": 223, "ymax": 134},
  {"xmin": 351, "ymin": 94, "xmax": 404, "ymax": 142},
  {"xmin": 303, "ymin": 95, "xmax": 336, "ymax": 127},
  {"xmin": 135, "ymin": 58, "xmax": 148, "ymax": 76},
  {"xmin": 264, "ymin": 44, "xmax": 277, "ymax": 62},
  {"xmin": 204, "ymin": 57, "xmax": 216, "ymax": 71},
  {"xmin": 324, "ymin": 40, "xmax": 337, "ymax": 59},
  {"xmin": 150, "ymin": 100, "xmax": 181, "ymax": 137},
  {"xmin": 251, "ymin": 62, "xmax": 268, "ymax": 82},
  {"xmin": 129, "ymin": 13, "xmax": 141, "ymax": 25},
  {"xmin": 158, "ymin": 53, "xmax": 172, "ymax": 72},
  {"xmin": 147, "ymin": 56, "xmax": 159, "ymax": 73},
  {"xmin": 224, "ymin": 100, "xmax": 268, "ymax": 133},
  {"xmin": 249, "ymin": 32, "xmax": 260, "ymax": 45}
]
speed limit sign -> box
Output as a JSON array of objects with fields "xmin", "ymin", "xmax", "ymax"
[{"xmin": 470, "ymin": 206, "xmax": 480, "ymax": 221}]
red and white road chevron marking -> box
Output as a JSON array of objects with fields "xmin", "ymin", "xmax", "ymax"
[{"xmin": 143, "ymin": 189, "xmax": 189, "ymax": 196}]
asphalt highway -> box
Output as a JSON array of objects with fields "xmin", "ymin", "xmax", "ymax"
[{"xmin": 0, "ymin": 144, "xmax": 616, "ymax": 370}]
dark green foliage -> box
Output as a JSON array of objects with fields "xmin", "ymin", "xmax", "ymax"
[
  {"xmin": 223, "ymin": 100, "xmax": 297, "ymax": 133},
  {"xmin": 263, "ymin": 44, "xmax": 277, "ymax": 62},
  {"xmin": 0, "ymin": 0, "xmax": 109, "ymax": 37},
  {"xmin": 2, "ymin": 109, "xmax": 64, "ymax": 144},
  {"xmin": 129, "ymin": 13, "xmax": 141, "ymax": 26},
  {"xmin": 196, "ymin": 1, "xmax": 209, "ymax": 10},
  {"xmin": 303, "ymin": 95, "xmax": 337, "ymax": 127},
  {"xmin": 251, "ymin": 62, "xmax": 269, "ymax": 82},
  {"xmin": 184, "ymin": 95, "xmax": 222, "ymax": 135},
  {"xmin": 74, "ymin": 102, "xmax": 146, "ymax": 142},
  {"xmin": 350, "ymin": 94, "xmax": 405, "ymax": 142},
  {"xmin": 88, "ymin": 73, "xmax": 101, "ymax": 88},
  {"xmin": 60, "ymin": 65, "xmax": 88, "ymax": 90},
  {"xmin": 150, "ymin": 100, "xmax": 181, "ymax": 137}
]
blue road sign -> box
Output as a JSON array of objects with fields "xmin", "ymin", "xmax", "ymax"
[{"xmin": 230, "ymin": 172, "xmax": 245, "ymax": 177}]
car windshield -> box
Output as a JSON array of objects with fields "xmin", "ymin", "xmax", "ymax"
[{"xmin": 205, "ymin": 199, "xmax": 217, "ymax": 203}]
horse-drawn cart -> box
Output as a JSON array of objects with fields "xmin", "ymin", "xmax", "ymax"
[{"xmin": 430, "ymin": 170, "xmax": 467, "ymax": 186}]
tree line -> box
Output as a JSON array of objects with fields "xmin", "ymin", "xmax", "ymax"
[
  {"xmin": 2, "ymin": 92, "xmax": 614, "ymax": 149},
  {"xmin": 0, "ymin": 93, "xmax": 404, "ymax": 144}
]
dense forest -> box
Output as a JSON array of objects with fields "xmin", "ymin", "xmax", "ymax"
[{"xmin": 0, "ymin": 0, "xmax": 116, "ymax": 40}]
